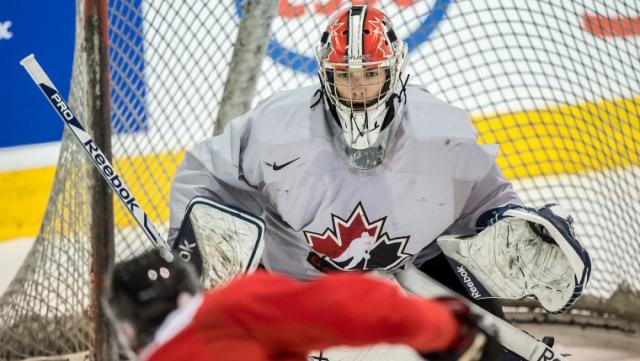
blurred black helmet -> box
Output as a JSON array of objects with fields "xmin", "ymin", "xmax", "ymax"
[{"xmin": 105, "ymin": 247, "xmax": 202, "ymax": 349}]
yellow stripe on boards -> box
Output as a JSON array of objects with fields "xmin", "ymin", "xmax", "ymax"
[
  {"xmin": 0, "ymin": 151, "xmax": 185, "ymax": 242},
  {"xmin": 474, "ymin": 97, "xmax": 640, "ymax": 179},
  {"xmin": 111, "ymin": 151, "xmax": 184, "ymax": 230},
  {"xmin": 1, "ymin": 96, "xmax": 638, "ymax": 242},
  {"xmin": 0, "ymin": 167, "xmax": 56, "ymax": 241}
]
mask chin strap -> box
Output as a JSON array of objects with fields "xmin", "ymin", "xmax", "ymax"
[{"xmin": 381, "ymin": 73, "xmax": 409, "ymax": 131}]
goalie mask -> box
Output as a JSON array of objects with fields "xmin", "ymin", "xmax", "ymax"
[
  {"xmin": 316, "ymin": 5, "xmax": 408, "ymax": 169},
  {"xmin": 104, "ymin": 248, "xmax": 203, "ymax": 350}
]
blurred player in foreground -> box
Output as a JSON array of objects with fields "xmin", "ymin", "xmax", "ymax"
[{"xmin": 105, "ymin": 248, "xmax": 501, "ymax": 361}]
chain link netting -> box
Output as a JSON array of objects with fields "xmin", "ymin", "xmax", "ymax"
[{"xmin": 0, "ymin": 0, "xmax": 638, "ymax": 359}]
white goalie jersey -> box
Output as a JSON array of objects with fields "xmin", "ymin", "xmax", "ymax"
[{"xmin": 168, "ymin": 84, "xmax": 522, "ymax": 280}]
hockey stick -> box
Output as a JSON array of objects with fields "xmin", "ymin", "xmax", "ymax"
[
  {"xmin": 20, "ymin": 54, "xmax": 164, "ymax": 247},
  {"xmin": 21, "ymin": 54, "xmax": 265, "ymax": 287},
  {"xmin": 395, "ymin": 265, "xmax": 568, "ymax": 361}
]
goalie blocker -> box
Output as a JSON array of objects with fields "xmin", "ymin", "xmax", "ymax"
[
  {"xmin": 172, "ymin": 196, "xmax": 266, "ymax": 289},
  {"xmin": 438, "ymin": 204, "xmax": 591, "ymax": 314}
]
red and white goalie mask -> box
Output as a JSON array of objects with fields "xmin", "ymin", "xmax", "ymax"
[{"xmin": 316, "ymin": 5, "xmax": 408, "ymax": 169}]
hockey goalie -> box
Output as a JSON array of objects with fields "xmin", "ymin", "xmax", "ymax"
[
  {"xmin": 165, "ymin": 4, "xmax": 591, "ymax": 361},
  {"xmin": 168, "ymin": 3, "xmax": 590, "ymax": 314}
]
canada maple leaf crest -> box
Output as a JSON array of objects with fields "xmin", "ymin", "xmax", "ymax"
[{"xmin": 303, "ymin": 202, "xmax": 413, "ymax": 271}]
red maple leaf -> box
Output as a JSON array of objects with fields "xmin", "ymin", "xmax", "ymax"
[{"xmin": 304, "ymin": 203, "xmax": 383, "ymax": 259}]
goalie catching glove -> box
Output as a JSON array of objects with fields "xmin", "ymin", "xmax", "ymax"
[
  {"xmin": 437, "ymin": 204, "xmax": 591, "ymax": 314},
  {"xmin": 422, "ymin": 297, "xmax": 502, "ymax": 361}
]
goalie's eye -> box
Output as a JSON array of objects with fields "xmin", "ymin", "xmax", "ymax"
[{"xmin": 365, "ymin": 70, "xmax": 380, "ymax": 78}]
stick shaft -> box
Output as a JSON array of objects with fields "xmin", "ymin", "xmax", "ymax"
[
  {"xmin": 396, "ymin": 266, "xmax": 568, "ymax": 361},
  {"xmin": 20, "ymin": 54, "xmax": 164, "ymax": 247}
]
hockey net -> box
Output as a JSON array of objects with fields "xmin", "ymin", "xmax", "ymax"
[{"xmin": 1, "ymin": 0, "xmax": 639, "ymax": 359}]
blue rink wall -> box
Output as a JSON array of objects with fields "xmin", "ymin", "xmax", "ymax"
[
  {"xmin": 1, "ymin": 1, "xmax": 146, "ymax": 149},
  {"xmin": 2, "ymin": 2, "xmax": 74, "ymax": 148}
]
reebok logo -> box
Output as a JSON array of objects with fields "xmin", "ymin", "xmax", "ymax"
[
  {"xmin": 0, "ymin": 21, "xmax": 12, "ymax": 40},
  {"xmin": 266, "ymin": 157, "xmax": 300, "ymax": 171},
  {"xmin": 83, "ymin": 139, "xmax": 140, "ymax": 214},
  {"xmin": 83, "ymin": 139, "xmax": 159, "ymax": 243},
  {"xmin": 456, "ymin": 265, "xmax": 482, "ymax": 299}
]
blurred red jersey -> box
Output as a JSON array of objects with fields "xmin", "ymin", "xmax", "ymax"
[{"xmin": 143, "ymin": 272, "xmax": 460, "ymax": 361}]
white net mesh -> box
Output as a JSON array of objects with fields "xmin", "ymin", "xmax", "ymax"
[{"xmin": 1, "ymin": 0, "xmax": 639, "ymax": 359}]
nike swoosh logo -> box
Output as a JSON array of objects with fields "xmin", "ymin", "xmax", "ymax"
[{"xmin": 266, "ymin": 157, "xmax": 300, "ymax": 171}]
